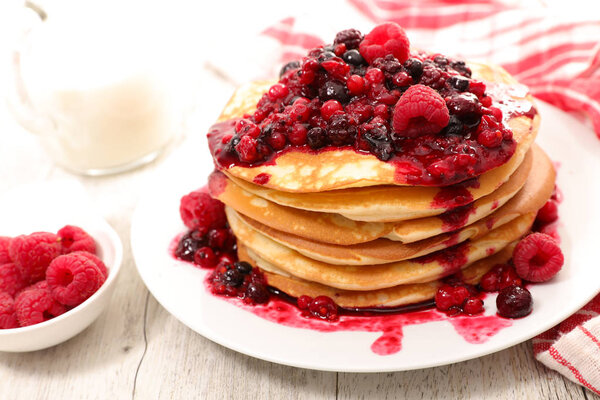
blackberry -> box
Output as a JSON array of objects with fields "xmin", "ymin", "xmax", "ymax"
[
  {"xmin": 247, "ymin": 282, "xmax": 269, "ymax": 304},
  {"xmin": 419, "ymin": 63, "xmax": 448, "ymax": 89},
  {"xmin": 333, "ymin": 28, "xmax": 363, "ymax": 49},
  {"xmin": 371, "ymin": 55, "xmax": 403, "ymax": 75},
  {"xmin": 363, "ymin": 124, "xmax": 393, "ymax": 161},
  {"xmin": 433, "ymin": 55, "xmax": 449, "ymax": 68},
  {"xmin": 307, "ymin": 127, "xmax": 328, "ymax": 149},
  {"xmin": 328, "ymin": 114, "xmax": 356, "ymax": 145}
]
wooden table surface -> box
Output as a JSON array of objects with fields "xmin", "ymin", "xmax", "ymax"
[{"xmin": 0, "ymin": 66, "xmax": 598, "ymax": 400}]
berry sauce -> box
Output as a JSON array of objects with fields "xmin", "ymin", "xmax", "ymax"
[
  {"xmin": 206, "ymin": 25, "xmax": 532, "ymax": 187},
  {"xmin": 414, "ymin": 242, "xmax": 470, "ymax": 275},
  {"xmin": 209, "ymin": 288, "xmax": 512, "ymax": 355}
]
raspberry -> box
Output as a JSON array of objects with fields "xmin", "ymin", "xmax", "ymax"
[
  {"xmin": 536, "ymin": 199, "xmax": 559, "ymax": 224},
  {"xmin": 359, "ymin": 22, "xmax": 410, "ymax": 64},
  {"xmin": 179, "ymin": 190, "xmax": 227, "ymax": 233},
  {"xmin": 0, "ymin": 263, "xmax": 28, "ymax": 297},
  {"xmin": 14, "ymin": 288, "xmax": 66, "ymax": 326},
  {"xmin": 70, "ymin": 251, "xmax": 108, "ymax": 278},
  {"xmin": 46, "ymin": 253, "xmax": 107, "ymax": 306},
  {"xmin": 9, "ymin": 232, "xmax": 62, "ymax": 283},
  {"xmin": 0, "ymin": 292, "xmax": 18, "ymax": 329},
  {"xmin": 57, "ymin": 225, "xmax": 97, "ymax": 254},
  {"xmin": 393, "ymin": 85, "xmax": 450, "ymax": 137},
  {"xmin": 496, "ymin": 285, "xmax": 532, "ymax": 318},
  {"xmin": 334, "ymin": 28, "xmax": 363, "ymax": 50},
  {"xmin": 0, "ymin": 236, "xmax": 11, "ymax": 264},
  {"xmin": 513, "ymin": 233, "xmax": 564, "ymax": 282}
]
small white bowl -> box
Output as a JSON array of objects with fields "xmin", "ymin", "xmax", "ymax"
[{"xmin": 0, "ymin": 181, "xmax": 123, "ymax": 352}]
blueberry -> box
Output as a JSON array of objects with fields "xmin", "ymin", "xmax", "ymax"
[
  {"xmin": 223, "ymin": 269, "xmax": 244, "ymax": 287},
  {"xmin": 404, "ymin": 58, "xmax": 423, "ymax": 79},
  {"xmin": 364, "ymin": 124, "xmax": 393, "ymax": 161},
  {"xmin": 318, "ymin": 51, "xmax": 336, "ymax": 62},
  {"xmin": 235, "ymin": 261, "xmax": 252, "ymax": 274},
  {"xmin": 318, "ymin": 80, "xmax": 349, "ymax": 103},
  {"xmin": 279, "ymin": 60, "xmax": 300, "ymax": 77},
  {"xmin": 443, "ymin": 115, "xmax": 465, "ymax": 136},
  {"xmin": 175, "ymin": 230, "xmax": 205, "ymax": 262},
  {"xmin": 342, "ymin": 49, "xmax": 365, "ymax": 66},
  {"xmin": 449, "ymin": 76, "xmax": 469, "ymax": 92}
]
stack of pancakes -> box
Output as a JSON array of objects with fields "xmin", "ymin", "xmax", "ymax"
[{"xmin": 208, "ymin": 63, "xmax": 554, "ymax": 309}]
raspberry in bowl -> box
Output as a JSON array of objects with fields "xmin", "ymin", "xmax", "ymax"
[{"xmin": 0, "ymin": 183, "xmax": 123, "ymax": 352}]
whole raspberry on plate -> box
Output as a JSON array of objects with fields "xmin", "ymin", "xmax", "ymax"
[
  {"xmin": 9, "ymin": 232, "xmax": 62, "ymax": 283},
  {"xmin": 0, "ymin": 263, "xmax": 28, "ymax": 297},
  {"xmin": 513, "ymin": 232, "xmax": 564, "ymax": 282},
  {"xmin": 46, "ymin": 252, "xmax": 107, "ymax": 306},
  {"xmin": 179, "ymin": 190, "xmax": 227, "ymax": 234},
  {"xmin": 57, "ymin": 225, "xmax": 97, "ymax": 255},
  {"xmin": 0, "ymin": 236, "xmax": 12, "ymax": 264},
  {"xmin": 393, "ymin": 84, "xmax": 450, "ymax": 137},
  {"xmin": 0, "ymin": 292, "xmax": 19, "ymax": 329},
  {"xmin": 359, "ymin": 22, "xmax": 410, "ymax": 64},
  {"xmin": 14, "ymin": 287, "xmax": 67, "ymax": 327}
]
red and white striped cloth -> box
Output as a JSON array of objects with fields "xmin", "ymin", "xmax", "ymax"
[{"xmin": 238, "ymin": 0, "xmax": 600, "ymax": 392}]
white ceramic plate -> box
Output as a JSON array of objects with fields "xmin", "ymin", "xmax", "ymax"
[
  {"xmin": 0, "ymin": 181, "xmax": 123, "ymax": 352},
  {"xmin": 131, "ymin": 102, "xmax": 600, "ymax": 372}
]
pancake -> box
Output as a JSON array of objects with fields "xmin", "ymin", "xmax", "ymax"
[
  {"xmin": 232, "ymin": 145, "xmax": 553, "ymax": 265},
  {"xmin": 235, "ymin": 152, "xmax": 551, "ymax": 266},
  {"xmin": 228, "ymin": 207, "xmax": 535, "ymax": 290},
  {"xmin": 213, "ymin": 63, "xmax": 539, "ymax": 193},
  {"xmin": 210, "ymin": 146, "xmax": 540, "ymax": 245},
  {"xmin": 238, "ymin": 243, "xmax": 515, "ymax": 308}
]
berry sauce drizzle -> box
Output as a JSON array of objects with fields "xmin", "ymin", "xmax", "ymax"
[{"xmin": 211, "ymin": 285, "xmax": 512, "ymax": 355}]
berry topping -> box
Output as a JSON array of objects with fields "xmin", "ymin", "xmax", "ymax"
[
  {"xmin": 463, "ymin": 297, "xmax": 484, "ymax": 315},
  {"xmin": 9, "ymin": 232, "xmax": 62, "ymax": 283},
  {"xmin": 14, "ymin": 287, "xmax": 67, "ymax": 326},
  {"xmin": 194, "ymin": 247, "xmax": 217, "ymax": 268},
  {"xmin": 392, "ymin": 85, "xmax": 450, "ymax": 137},
  {"xmin": 46, "ymin": 252, "xmax": 107, "ymax": 306},
  {"xmin": 434, "ymin": 284, "xmax": 469, "ymax": 311},
  {"xmin": 279, "ymin": 60, "xmax": 300, "ymax": 78},
  {"xmin": 536, "ymin": 199, "xmax": 559, "ymax": 225},
  {"xmin": 0, "ymin": 236, "xmax": 11, "ymax": 265},
  {"xmin": 179, "ymin": 190, "xmax": 226, "ymax": 233},
  {"xmin": 208, "ymin": 261, "xmax": 270, "ymax": 304},
  {"xmin": 359, "ymin": 22, "xmax": 410, "ymax": 64},
  {"xmin": 174, "ymin": 230, "xmax": 206, "ymax": 262},
  {"xmin": 0, "ymin": 292, "xmax": 18, "ymax": 329},
  {"xmin": 513, "ymin": 233, "xmax": 564, "ymax": 282},
  {"xmin": 0, "ymin": 263, "xmax": 28, "ymax": 297},
  {"xmin": 496, "ymin": 285, "xmax": 532, "ymax": 318},
  {"xmin": 480, "ymin": 264, "xmax": 523, "ymax": 292},
  {"xmin": 57, "ymin": 225, "xmax": 97, "ymax": 255},
  {"xmin": 208, "ymin": 24, "xmax": 519, "ymax": 186},
  {"xmin": 334, "ymin": 28, "xmax": 363, "ymax": 50}
]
